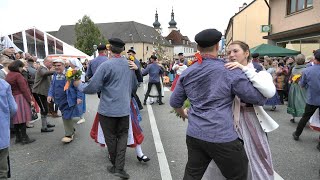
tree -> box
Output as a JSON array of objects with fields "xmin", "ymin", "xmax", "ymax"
[
  {"xmin": 152, "ymin": 33, "xmax": 168, "ymax": 61},
  {"xmin": 74, "ymin": 15, "xmax": 107, "ymax": 56}
]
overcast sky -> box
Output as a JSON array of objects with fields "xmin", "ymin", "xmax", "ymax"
[{"xmin": 0, "ymin": 0, "xmax": 254, "ymax": 41}]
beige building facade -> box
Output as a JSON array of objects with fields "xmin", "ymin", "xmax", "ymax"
[
  {"xmin": 264, "ymin": 0, "xmax": 320, "ymax": 56},
  {"xmin": 225, "ymin": 0, "xmax": 269, "ymax": 48},
  {"xmin": 124, "ymin": 42, "xmax": 173, "ymax": 61}
]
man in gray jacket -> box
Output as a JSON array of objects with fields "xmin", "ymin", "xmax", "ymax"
[{"xmin": 32, "ymin": 57, "xmax": 55, "ymax": 133}]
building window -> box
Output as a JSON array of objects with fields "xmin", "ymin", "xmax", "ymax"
[
  {"xmin": 287, "ymin": 0, "xmax": 313, "ymax": 14},
  {"xmin": 169, "ymin": 40, "xmax": 172, "ymax": 44},
  {"xmin": 146, "ymin": 46, "xmax": 149, "ymax": 51}
]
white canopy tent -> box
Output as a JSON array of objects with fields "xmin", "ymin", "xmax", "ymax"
[{"xmin": 1, "ymin": 35, "xmax": 23, "ymax": 52}]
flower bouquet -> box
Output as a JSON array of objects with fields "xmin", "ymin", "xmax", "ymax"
[
  {"xmin": 292, "ymin": 74, "xmax": 302, "ymax": 83},
  {"xmin": 128, "ymin": 55, "xmax": 135, "ymax": 61},
  {"xmin": 170, "ymin": 99, "xmax": 191, "ymax": 118},
  {"xmin": 64, "ymin": 68, "xmax": 82, "ymax": 91}
]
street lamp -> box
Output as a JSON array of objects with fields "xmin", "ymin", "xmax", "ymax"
[{"xmin": 93, "ymin": 44, "xmax": 97, "ymax": 58}]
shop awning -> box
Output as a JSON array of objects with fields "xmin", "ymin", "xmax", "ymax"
[{"xmin": 250, "ymin": 44, "xmax": 300, "ymax": 57}]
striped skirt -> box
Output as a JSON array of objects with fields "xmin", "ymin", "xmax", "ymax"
[{"xmin": 12, "ymin": 94, "xmax": 32, "ymax": 124}]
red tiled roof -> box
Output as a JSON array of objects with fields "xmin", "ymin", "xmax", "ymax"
[{"xmin": 165, "ymin": 30, "xmax": 191, "ymax": 46}]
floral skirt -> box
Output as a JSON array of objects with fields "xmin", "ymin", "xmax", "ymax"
[
  {"xmin": 12, "ymin": 94, "xmax": 31, "ymax": 124},
  {"xmin": 287, "ymin": 83, "xmax": 307, "ymax": 117}
]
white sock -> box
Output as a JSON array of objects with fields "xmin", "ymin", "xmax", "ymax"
[{"xmin": 135, "ymin": 144, "xmax": 144, "ymax": 158}]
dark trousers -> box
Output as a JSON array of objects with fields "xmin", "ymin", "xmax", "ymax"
[
  {"xmin": 295, "ymin": 103, "xmax": 320, "ymax": 136},
  {"xmin": 277, "ymin": 90, "xmax": 285, "ymax": 104},
  {"xmin": 183, "ymin": 136, "xmax": 248, "ymax": 180},
  {"xmin": 132, "ymin": 90, "xmax": 143, "ymax": 109},
  {"xmin": 0, "ymin": 148, "xmax": 9, "ymax": 179},
  {"xmin": 144, "ymin": 82, "xmax": 162, "ymax": 103},
  {"xmin": 98, "ymin": 114, "xmax": 129, "ymax": 170},
  {"xmin": 33, "ymin": 93, "xmax": 48, "ymax": 116},
  {"xmin": 14, "ymin": 123, "xmax": 28, "ymax": 140}
]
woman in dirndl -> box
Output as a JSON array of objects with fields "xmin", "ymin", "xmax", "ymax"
[
  {"xmin": 170, "ymin": 59, "xmax": 188, "ymax": 91},
  {"xmin": 68, "ymin": 58, "xmax": 87, "ymax": 124},
  {"xmin": 5, "ymin": 60, "xmax": 36, "ymax": 144},
  {"xmin": 287, "ymin": 55, "xmax": 307, "ymax": 123},
  {"xmin": 90, "ymin": 96, "xmax": 150, "ymax": 162},
  {"xmin": 265, "ymin": 61, "xmax": 282, "ymax": 111},
  {"xmin": 203, "ymin": 41, "xmax": 277, "ymax": 180}
]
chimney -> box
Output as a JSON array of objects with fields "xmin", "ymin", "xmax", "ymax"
[{"xmin": 239, "ymin": 2, "xmax": 248, "ymax": 11}]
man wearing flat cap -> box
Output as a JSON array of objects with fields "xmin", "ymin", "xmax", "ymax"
[
  {"xmin": 47, "ymin": 59, "xmax": 84, "ymax": 143},
  {"xmin": 178, "ymin": 53, "xmax": 188, "ymax": 66},
  {"xmin": 127, "ymin": 49, "xmax": 144, "ymax": 110},
  {"xmin": 142, "ymin": 55, "xmax": 164, "ymax": 105},
  {"xmin": 86, "ymin": 44, "xmax": 108, "ymax": 79},
  {"xmin": 170, "ymin": 29, "xmax": 267, "ymax": 179},
  {"xmin": 293, "ymin": 49, "xmax": 320, "ymax": 151},
  {"xmin": 74, "ymin": 38, "xmax": 137, "ymax": 179}
]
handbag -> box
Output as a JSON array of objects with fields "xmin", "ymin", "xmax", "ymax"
[{"xmin": 31, "ymin": 105, "xmax": 38, "ymax": 120}]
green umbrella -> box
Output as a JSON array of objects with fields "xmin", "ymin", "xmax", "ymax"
[{"xmin": 250, "ymin": 44, "xmax": 300, "ymax": 57}]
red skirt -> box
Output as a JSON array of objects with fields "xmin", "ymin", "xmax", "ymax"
[
  {"xmin": 170, "ymin": 74, "xmax": 180, "ymax": 91},
  {"xmin": 13, "ymin": 94, "xmax": 32, "ymax": 124}
]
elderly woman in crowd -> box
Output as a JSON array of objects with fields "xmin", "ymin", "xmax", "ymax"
[
  {"xmin": 5, "ymin": 60, "xmax": 36, "ymax": 144},
  {"xmin": 287, "ymin": 54, "xmax": 307, "ymax": 123}
]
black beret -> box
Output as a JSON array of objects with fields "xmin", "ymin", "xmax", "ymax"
[
  {"xmin": 150, "ymin": 55, "xmax": 157, "ymax": 60},
  {"xmin": 314, "ymin": 49, "xmax": 320, "ymax": 61},
  {"xmin": 108, "ymin": 38, "xmax": 125, "ymax": 48},
  {"xmin": 178, "ymin": 53, "xmax": 183, "ymax": 56},
  {"xmin": 252, "ymin": 53, "xmax": 259, "ymax": 58},
  {"xmin": 97, "ymin": 44, "xmax": 107, "ymax": 51},
  {"xmin": 127, "ymin": 49, "xmax": 136, "ymax": 54},
  {"xmin": 195, "ymin": 29, "xmax": 222, "ymax": 48}
]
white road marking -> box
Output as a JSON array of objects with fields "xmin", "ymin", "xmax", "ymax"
[
  {"xmin": 164, "ymin": 87, "xmax": 170, "ymax": 92},
  {"xmin": 144, "ymin": 84, "xmax": 172, "ymax": 180},
  {"xmin": 274, "ymin": 171, "xmax": 284, "ymax": 180}
]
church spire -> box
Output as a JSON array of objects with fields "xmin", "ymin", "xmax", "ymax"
[
  {"xmin": 169, "ymin": 7, "xmax": 177, "ymax": 28},
  {"xmin": 153, "ymin": 9, "xmax": 161, "ymax": 29}
]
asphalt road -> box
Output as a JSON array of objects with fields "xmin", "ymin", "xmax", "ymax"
[{"xmin": 9, "ymin": 85, "xmax": 320, "ymax": 180}]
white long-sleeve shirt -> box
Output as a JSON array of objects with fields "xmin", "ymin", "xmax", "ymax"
[{"xmin": 172, "ymin": 63, "xmax": 188, "ymax": 75}]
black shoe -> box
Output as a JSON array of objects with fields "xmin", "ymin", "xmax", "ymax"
[
  {"xmin": 139, "ymin": 106, "xmax": 144, "ymax": 110},
  {"xmin": 143, "ymin": 102, "xmax": 147, "ymax": 105},
  {"xmin": 15, "ymin": 137, "xmax": 22, "ymax": 144},
  {"xmin": 137, "ymin": 155, "xmax": 150, "ymax": 162},
  {"xmin": 317, "ymin": 144, "xmax": 320, "ymax": 152},
  {"xmin": 159, "ymin": 102, "xmax": 164, "ymax": 105},
  {"xmin": 292, "ymin": 132, "xmax": 299, "ymax": 141},
  {"xmin": 47, "ymin": 124, "xmax": 55, "ymax": 128},
  {"xmin": 41, "ymin": 128, "xmax": 54, "ymax": 133},
  {"xmin": 270, "ymin": 106, "xmax": 276, "ymax": 111},
  {"xmin": 114, "ymin": 170, "xmax": 130, "ymax": 179},
  {"xmin": 290, "ymin": 119, "xmax": 295, "ymax": 123},
  {"xmin": 107, "ymin": 166, "xmax": 115, "ymax": 174},
  {"xmin": 21, "ymin": 137, "xmax": 36, "ymax": 145}
]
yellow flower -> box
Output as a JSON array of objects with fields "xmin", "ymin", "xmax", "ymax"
[
  {"xmin": 66, "ymin": 69, "xmax": 73, "ymax": 78},
  {"xmin": 292, "ymin": 74, "xmax": 301, "ymax": 83},
  {"xmin": 187, "ymin": 60, "xmax": 192, "ymax": 66},
  {"xmin": 129, "ymin": 55, "xmax": 135, "ymax": 61}
]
